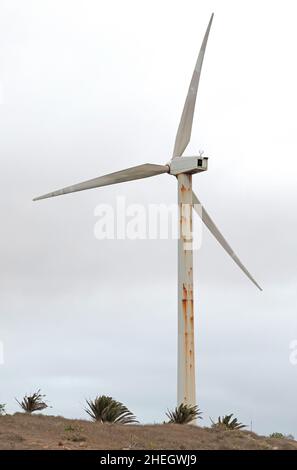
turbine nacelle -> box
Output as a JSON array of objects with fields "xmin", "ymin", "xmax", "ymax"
[{"xmin": 169, "ymin": 156, "xmax": 208, "ymax": 176}]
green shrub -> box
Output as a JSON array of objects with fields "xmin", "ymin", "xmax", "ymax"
[
  {"xmin": 269, "ymin": 432, "xmax": 294, "ymax": 440},
  {"xmin": 269, "ymin": 432, "xmax": 285, "ymax": 439}
]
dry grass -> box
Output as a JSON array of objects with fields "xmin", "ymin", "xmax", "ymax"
[{"xmin": 0, "ymin": 413, "xmax": 296, "ymax": 450}]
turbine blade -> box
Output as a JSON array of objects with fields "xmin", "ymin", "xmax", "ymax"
[
  {"xmin": 33, "ymin": 163, "xmax": 169, "ymax": 201},
  {"xmin": 192, "ymin": 191, "xmax": 262, "ymax": 291},
  {"xmin": 173, "ymin": 13, "xmax": 214, "ymax": 158}
]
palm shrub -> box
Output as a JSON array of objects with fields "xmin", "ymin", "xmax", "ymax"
[
  {"xmin": 85, "ymin": 395, "xmax": 138, "ymax": 424},
  {"xmin": 16, "ymin": 390, "xmax": 48, "ymax": 413},
  {"xmin": 166, "ymin": 403, "xmax": 202, "ymax": 424},
  {"xmin": 211, "ymin": 413, "xmax": 246, "ymax": 430},
  {"xmin": 0, "ymin": 404, "xmax": 6, "ymax": 416}
]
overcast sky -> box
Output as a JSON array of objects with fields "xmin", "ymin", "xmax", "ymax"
[{"xmin": 0, "ymin": 0, "xmax": 297, "ymax": 436}]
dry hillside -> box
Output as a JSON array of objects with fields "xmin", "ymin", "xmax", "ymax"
[{"xmin": 0, "ymin": 413, "xmax": 296, "ymax": 450}]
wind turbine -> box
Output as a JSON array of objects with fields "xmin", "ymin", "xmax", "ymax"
[{"xmin": 34, "ymin": 13, "xmax": 261, "ymax": 408}]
